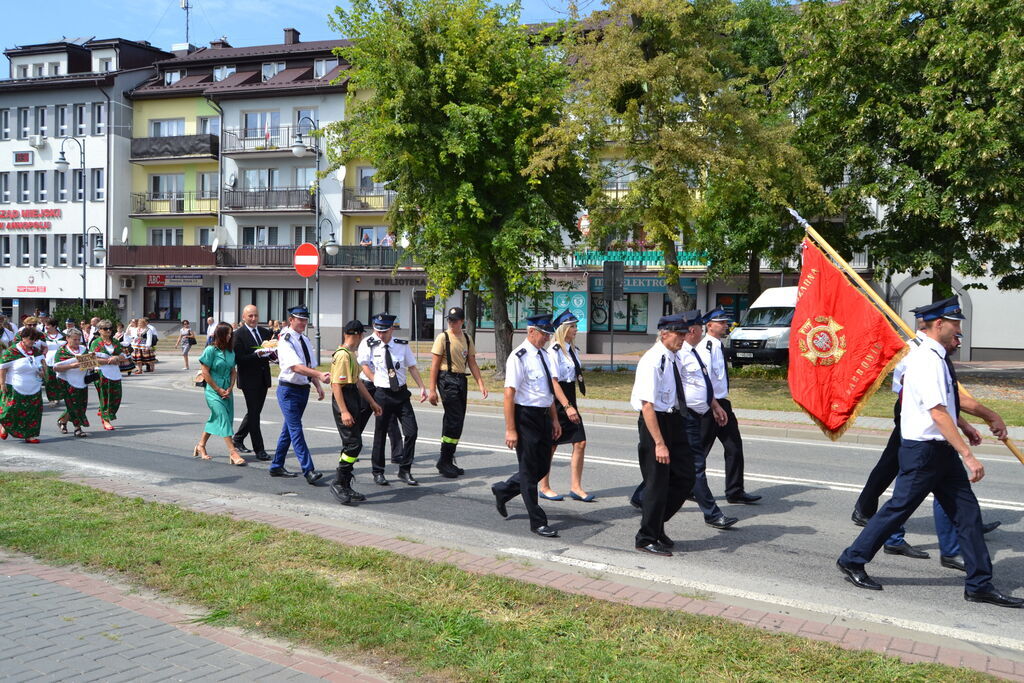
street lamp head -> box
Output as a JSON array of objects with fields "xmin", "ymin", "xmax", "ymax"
[
  {"xmin": 323, "ymin": 233, "xmax": 340, "ymax": 256},
  {"xmin": 93, "ymin": 245, "xmax": 107, "ymax": 260},
  {"xmin": 291, "ymin": 132, "xmax": 307, "ymax": 157},
  {"xmin": 55, "ymin": 152, "xmax": 70, "ymax": 171}
]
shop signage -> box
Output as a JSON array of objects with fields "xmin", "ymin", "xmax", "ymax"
[
  {"xmin": 552, "ymin": 291, "xmax": 589, "ymax": 333},
  {"xmin": 13, "ymin": 151, "xmax": 33, "ymax": 165},
  {"xmin": 146, "ymin": 274, "xmax": 205, "ymax": 287},
  {"xmin": 0, "ymin": 208, "xmax": 62, "ymax": 230},
  {"xmin": 590, "ymin": 275, "xmax": 697, "ymax": 295},
  {"xmin": 374, "ymin": 277, "xmax": 427, "ymax": 287},
  {"xmin": 16, "ymin": 285, "xmax": 46, "ymax": 293}
]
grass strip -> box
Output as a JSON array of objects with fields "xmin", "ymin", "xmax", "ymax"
[{"xmin": 0, "ymin": 472, "xmax": 990, "ymax": 682}]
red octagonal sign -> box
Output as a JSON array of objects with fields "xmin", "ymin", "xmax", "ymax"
[{"xmin": 293, "ymin": 242, "xmax": 320, "ymax": 278}]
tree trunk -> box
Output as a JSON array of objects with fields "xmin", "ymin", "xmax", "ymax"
[
  {"xmin": 747, "ymin": 249, "xmax": 763, "ymax": 302},
  {"xmin": 490, "ymin": 273, "xmax": 514, "ymax": 380},
  {"xmin": 662, "ymin": 240, "xmax": 694, "ymax": 312},
  {"xmin": 464, "ymin": 289, "xmax": 479, "ymax": 339},
  {"xmin": 931, "ymin": 258, "xmax": 954, "ymax": 300}
]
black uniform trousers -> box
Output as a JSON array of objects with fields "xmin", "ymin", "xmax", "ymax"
[
  {"xmin": 636, "ymin": 410, "xmax": 695, "ymax": 547},
  {"xmin": 492, "ymin": 404, "xmax": 554, "ymax": 530},
  {"xmin": 855, "ymin": 399, "xmax": 902, "ymax": 517},
  {"xmin": 438, "ymin": 371, "xmax": 468, "ymax": 461},
  {"xmin": 235, "ymin": 384, "xmax": 269, "ymax": 452},
  {"xmin": 359, "ymin": 380, "xmax": 403, "ymax": 462},
  {"xmin": 700, "ymin": 397, "xmax": 745, "ymax": 499},
  {"xmin": 332, "ymin": 384, "xmax": 367, "ymax": 476},
  {"xmin": 371, "ymin": 386, "xmax": 417, "ymax": 474},
  {"xmin": 839, "ymin": 439, "xmax": 994, "ymax": 593}
]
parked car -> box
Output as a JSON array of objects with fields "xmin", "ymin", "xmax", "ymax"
[{"xmin": 724, "ymin": 286, "xmax": 797, "ymax": 367}]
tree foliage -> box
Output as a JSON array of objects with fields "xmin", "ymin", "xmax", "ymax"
[
  {"xmin": 325, "ymin": 0, "xmax": 588, "ymax": 372},
  {"xmin": 784, "ymin": 0, "xmax": 1024, "ymax": 296}
]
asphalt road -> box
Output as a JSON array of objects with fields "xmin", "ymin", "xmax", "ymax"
[{"xmin": 3, "ymin": 361, "xmax": 1023, "ymax": 658}]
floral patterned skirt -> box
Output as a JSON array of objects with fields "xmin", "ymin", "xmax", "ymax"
[
  {"xmin": 60, "ymin": 382, "xmax": 90, "ymax": 428},
  {"xmin": 43, "ymin": 367, "xmax": 66, "ymax": 403},
  {"xmin": 95, "ymin": 376, "xmax": 122, "ymax": 421},
  {"xmin": 0, "ymin": 387, "xmax": 43, "ymax": 439}
]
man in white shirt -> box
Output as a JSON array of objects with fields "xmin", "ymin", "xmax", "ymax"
[
  {"xmin": 269, "ymin": 306, "xmax": 330, "ymax": 484},
  {"xmin": 697, "ymin": 308, "xmax": 761, "ymax": 505},
  {"xmin": 837, "ymin": 296, "xmax": 1022, "ymax": 608},
  {"xmin": 491, "ymin": 313, "xmax": 578, "ymax": 538},
  {"xmin": 205, "ymin": 316, "xmax": 216, "ymax": 346},
  {"xmin": 358, "ymin": 312, "xmax": 428, "ymax": 486}
]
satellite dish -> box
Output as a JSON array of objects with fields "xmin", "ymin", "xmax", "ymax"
[
  {"xmin": 224, "ymin": 173, "xmax": 237, "ymax": 189},
  {"xmin": 211, "ymin": 237, "xmax": 220, "ymax": 253},
  {"xmin": 337, "ymin": 165, "xmax": 347, "ymax": 183},
  {"xmin": 120, "ymin": 226, "xmax": 129, "ymax": 244}
]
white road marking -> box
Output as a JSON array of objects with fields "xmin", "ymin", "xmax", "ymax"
[{"xmin": 152, "ymin": 409, "xmax": 194, "ymax": 416}]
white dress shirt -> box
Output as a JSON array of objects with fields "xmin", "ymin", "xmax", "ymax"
[
  {"xmin": 358, "ymin": 335, "xmax": 418, "ymax": 389},
  {"xmin": 678, "ymin": 341, "xmax": 713, "ymax": 415},
  {"xmin": 505, "ymin": 340, "xmax": 557, "ymax": 408},
  {"xmin": 277, "ymin": 327, "xmax": 314, "ymax": 385},
  {"xmin": 547, "ymin": 343, "xmax": 581, "ymax": 383},
  {"xmin": 899, "ymin": 334, "xmax": 956, "ymax": 441},
  {"xmin": 630, "ymin": 341, "xmax": 681, "ymax": 412},
  {"xmin": 1, "ymin": 346, "xmax": 43, "ymax": 395},
  {"xmin": 697, "ymin": 335, "xmax": 728, "ymax": 400}
]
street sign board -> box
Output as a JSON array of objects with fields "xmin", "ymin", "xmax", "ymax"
[
  {"xmin": 603, "ymin": 260, "xmax": 625, "ymax": 301},
  {"xmin": 294, "ymin": 243, "xmax": 320, "ymax": 278}
]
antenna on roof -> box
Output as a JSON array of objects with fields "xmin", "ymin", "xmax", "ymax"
[{"xmin": 180, "ymin": 0, "xmax": 192, "ymax": 46}]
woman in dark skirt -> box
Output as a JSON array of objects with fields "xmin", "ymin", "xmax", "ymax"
[
  {"xmin": 0, "ymin": 327, "xmax": 46, "ymax": 443},
  {"xmin": 89, "ymin": 321, "xmax": 128, "ymax": 431},
  {"xmin": 42, "ymin": 317, "xmax": 67, "ymax": 406},
  {"xmin": 53, "ymin": 329, "xmax": 90, "ymax": 437},
  {"xmin": 538, "ymin": 309, "xmax": 593, "ymax": 502}
]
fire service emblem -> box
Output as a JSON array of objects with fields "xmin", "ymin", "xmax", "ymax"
[{"xmin": 797, "ymin": 316, "xmax": 847, "ymax": 366}]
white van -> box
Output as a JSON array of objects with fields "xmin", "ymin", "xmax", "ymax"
[{"xmin": 724, "ymin": 286, "xmax": 797, "ymax": 367}]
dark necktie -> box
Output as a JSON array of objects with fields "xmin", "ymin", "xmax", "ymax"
[
  {"xmin": 721, "ymin": 345, "xmax": 730, "ymax": 393},
  {"xmin": 691, "ymin": 349, "xmax": 714, "ymax": 407},
  {"xmin": 298, "ymin": 335, "xmax": 311, "ymax": 367},
  {"xmin": 538, "ymin": 348, "xmax": 553, "ymax": 394},
  {"xmin": 944, "ymin": 355, "xmax": 961, "ymax": 418},
  {"xmin": 671, "ymin": 356, "xmax": 686, "ymax": 412},
  {"xmin": 250, "ymin": 326, "xmax": 261, "ymax": 347},
  {"xmin": 384, "ymin": 344, "xmax": 400, "ymax": 390},
  {"xmin": 567, "ymin": 345, "xmax": 586, "ymax": 396}
]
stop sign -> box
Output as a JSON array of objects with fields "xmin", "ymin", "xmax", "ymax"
[{"xmin": 293, "ymin": 242, "xmax": 320, "ymax": 278}]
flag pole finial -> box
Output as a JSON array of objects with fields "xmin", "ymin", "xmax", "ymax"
[{"xmin": 787, "ymin": 207, "xmax": 810, "ymax": 229}]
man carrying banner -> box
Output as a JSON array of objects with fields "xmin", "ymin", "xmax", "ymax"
[{"xmin": 836, "ymin": 297, "xmax": 1022, "ymax": 607}]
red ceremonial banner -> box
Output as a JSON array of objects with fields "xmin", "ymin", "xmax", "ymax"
[{"xmin": 787, "ymin": 238, "xmax": 908, "ymax": 439}]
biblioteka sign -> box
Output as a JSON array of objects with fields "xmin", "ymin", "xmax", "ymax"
[{"xmin": 0, "ymin": 208, "xmax": 63, "ymax": 230}]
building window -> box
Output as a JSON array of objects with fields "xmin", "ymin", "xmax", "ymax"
[
  {"xmin": 0, "ymin": 110, "xmax": 8, "ymax": 140},
  {"xmin": 74, "ymin": 104, "xmax": 87, "ymax": 136},
  {"xmin": 56, "ymin": 105, "xmax": 67, "ymax": 136},
  {"xmin": 293, "ymin": 225, "xmax": 315, "ymax": 244},
  {"xmin": 144, "ymin": 287, "xmax": 183, "ymax": 321},
  {"xmin": 48, "ymin": 61, "xmax": 60, "ymax": 75},
  {"xmin": 198, "ymin": 116, "xmax": 220, "ymax": 135},
  {"xmin": 239, "ymin": 288, "xmax": 304, "ymax": 322},
  {"xmin": 600, "ymin": 159, "xmax": 637, "ymax": 192},
  {"xmin": 590, "ymin": 293, "xmax": 648, "ymax": 332},
  {"xmin": 243, "ymin": 168, "xmax": 280, "ymax": 190},
  {"xmin": 149, "ymin": 173, "xmax": 184, "ymax": 199},
  {"xmin": 16, "ymin": 65, "xmax": 28, "ymax": 79},
  {"xmin": 56, "ymin": 234, "xmax": 68, "ymax": 266},
  {"xmin": 98, "ymin": 58, "xmax": 112, "ymax": 72},
  {"xmin": 17, "ymin": 172, "xmax": 30, "ymax": 203},
  {"xmin": 212, "ymin": 65, "xmax": 235, "ymax": 82},
  {"xmin": 34, "ymin": 171, "xmax": 47, "ymax": 202},
  {"xmin": 91, "ymin": 169, "xmax": 105, "ymax": 201},
  {"xmin": 72, "ymin": 169, "xmax": 85, "ymax": 202},
  {"xmin": 17, "ymin": 235, "xmax": 30, "ymax": 266},
  {"xmin": 164, "ymin": 70, "xmax": 182, "ymax": 85},
  {"xmin": 358, "ymin": 166, "xmax": 384, "ymax": 192},
  {"xmin": 149, "ymin": 118, "xmax": 185, "ymax": 137},
  {"xmin": 314, "ymin": 58, "xmax": 338, "ymax": 79},
  {"xmin": 242, "ymin": 111, "xmax": 280, "ymax": 139},
  {"xmin": 198, "ymin": 172, "xmax": 218, "ymax": 199},
  {"xmin": 92, "ymin": 102, "xmax": 106, "ymax": 135},
  {"xmin": 354, "ymin": 290, "xmax": 398, "ymax": 327},
  {"xmin": 241, "ymin": 225, "xmax": 279, "ymax": 246},
  {"xmin": 17, "ymin": 108, "xmax": 29, "ymax": 139},
  {"xmin": 0, "ymin": 173, "xmax": 9, "ymax": 203},
  {"xmin": 34, "ymin": 107, "xmax": 47, "ymax": 136},
  {"xmin": 148, "ymin": 228, "xmax": 183, "ymax": 246},
  {"xmin": 295, "ymin": 166, "xmax": 316, "ymax": 189},
  {"xmin": 55, "ymin": 171, "xmax": 67, "ymax": 202},
  {"xmin": 197, "ymin": 227, "xmax": 213, "ymax": 246},
  {"xmin": 72, "ymin": 235, "xmax": 84, "ymax": 266},
  {"xmin": 34, "ymin": 235, "xmax": 48, "ymax": 267},
  {"xmin": 295, "ymin": 108, "xmax": 317, "ymax": 134},
  {"xmin": 358, "ymin": 226, "xmax": 389, "ymax": 246},
  {"xmin": 261, "ymin": 62, "xmax": 285, "ymax": 81},
  {"xmin": 33, "ymin": 64, "xmax": 44, "ymax": 78},
  {"xmin": 0, "ymin": 235, "xmax": 9, "ymax": 267}
]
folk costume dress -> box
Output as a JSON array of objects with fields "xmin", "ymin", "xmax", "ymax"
[
  {"xmin": 198, "ymin": 344, "xmax": 236, "ymax": 437},
  {"xmin": 89, "ymin": 338, "xmax": 124, "ymax": 422},
  {"xmin": 43, "ymin": 332, "xmax": 67, "ymax": 403},
  {"xmin": 132, "ymin": 327, "xmax": 157, "ymax": 371},
  {"xmin": 0, "ymin": 344, "xmax": 44, "ymax": 439},
  {"xmin": 53, "ymin": 344, "xmax": 90, "ymax": 429}
]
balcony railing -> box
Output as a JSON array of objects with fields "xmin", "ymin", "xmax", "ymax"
[
  {"xmin": 213, "ymin": 246, "xmax": 419, "ymax": 268},
  {"xmin": 216, "ymin": 247, "xmax": 296, "ymax": 267},
  {"xmin": 222, "ymin": 187, "xmax": 314, "ymax": 212},
  {"xmin": 106, "ymin": 245, "xmax": 216, "ymax": 268},
  {"xmin": 130, "ymin": 191, "xmax": 218, "ymax": 215},
  {"xmin": 342, "ymin": 187, "xmax": 396, "ymax": 212},
  {"xmin": 325, "ymin": 246, "xmax": 417, "ymax": 268},
  {"xmin": 573, "ymin": 250, "xmax": 707, "ymax": 268},
  {"xmin": 221, "ymin": 124, "xmax": 312, "ymax": 154},
  {"xmin": 130, "ymin": 134, "xmax": 218, "ymax": 160}
]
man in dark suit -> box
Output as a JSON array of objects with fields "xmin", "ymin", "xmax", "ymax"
[{"xmin": 233, "ymin": 304, "xmax": 274, "ymax": 460}]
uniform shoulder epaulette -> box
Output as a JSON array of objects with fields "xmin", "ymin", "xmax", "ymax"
[
  {"xmin": 367, "ymin": 337, "xmax": 380, "ymax": 348},
  {"xmin": 515, "ymin": 348, "xmax": 527, "ymax": 358},
  {"xmin": 706, "ymin": 340, "xmax": 713, "ymax": 351},
  {"xmin": 659, "ymin": 355, "xmax": 666, "ymax": 371},
  {"xmin": 394, "ymin": 338, "xmax": 409, "ymax": 345},
  {"xmin": 551, "ymin": 343, "xmax": 561, "ymax": 351},
  {"xmin": 283, "ymin": 332, "xmax": 292, "ymax": 342}
]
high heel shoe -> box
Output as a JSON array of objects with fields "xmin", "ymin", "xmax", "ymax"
[
  {"xmin": 57, "ymin": 419, "xmax": 68, "ymax": 434},
  {"xmin": 0, "ymin": 424, "xmax": 7, "ymax": 440},
  {"xmin": 228, "ymin": 450, "xmax": 247, "ymax": 467},
  {"xmin": 193, "ymin": 444, "xmax": 212, "ymax": 460}
]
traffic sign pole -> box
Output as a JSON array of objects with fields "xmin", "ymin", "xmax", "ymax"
[{"xmin": 293, "ymin": 243, "xmax": 321, "ymax": 362}]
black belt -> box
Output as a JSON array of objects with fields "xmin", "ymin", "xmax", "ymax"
[
  {"xmin": 279, "ymin": 379, "xmax": 310, "ymax": 389},
  {"xmin": 439, "ymin": 370, "xmax": 468, "ymax": 377},
  {"xmin": 377, "ymin": 385, "xmax": 409, "ymax": 393}
]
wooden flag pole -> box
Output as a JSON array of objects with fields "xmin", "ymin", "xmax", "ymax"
[{"xmin": 788, "ymin": 208, "xmax": 1024, "ymax": 465}]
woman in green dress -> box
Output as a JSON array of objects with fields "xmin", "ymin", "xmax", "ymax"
[
  {"xmin": 196, "ymin": 322, "xmax": 246, "ymax": 466},
  {"xmin": 0, "ymin": 327, "xmax": 45, "ymax": 443},
  {"xmin": 52, "ymin": 329, "xmax": 91, "ymax": 437},
  {"xmin": 89, "ymin": 321, "xmax": 128, "ymax": 431}
]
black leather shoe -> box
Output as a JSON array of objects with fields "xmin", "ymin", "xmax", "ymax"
[
  {"xmin": 491, "ymin": 485, "xmax": 508, "ymax": 518},
  {"xmin": 397, "ymin": 470, "xmax": 419, "ymax": 486},
  {"xmin": 268, "ymin": 467, "xmax": 298, "ymax": 478},
  {"xmin": 851, "ymin": 508, "xmax": 871, "ymax": 527},
  {"xmin": 964, "ymin": 588, "xmax": 1024, "ymax": 608},
  {"xmin": 883, "ymin": 543, "xmax": 930, "ymax": 559},
  {"xmin": 982, "ymin": 520, "xmax": 1001, "ymax": 535},
  {"xmin": 636, "ymin": 542, "xmax": 672, "ymax": 557},
  {"xmin": 373, "ymin": 473, "xmax": 389, "ymax": 486},
  {"xmin": 254, "ymin": 451, "xmax": 271, "ymax": 461},
  {"xmin": 531, "ymin": 525, "xmax": 559, "ymax": 538},
  {"xmin": 233, "ymin": 442, "xmax": 252, "ymax": 454},
  {"xmin": 837, "ymin": 560, "xmax": 882, "ymax": 591},
  {"xmin": 726, "ymin": 492, "xmax": 762, "ymax": 504},
  {"xmin": 705, "ymin": 515, "xmax": 738, "ymax": 530},
  {"xmin": 331, "ymin": 483, "xmax": 353, "ymax": 505},
  {"xmin": 657, "ymin": 535, "xmax": 675, "ymax": 549},
  {"xmin": 437, "ymin": 463, "xmax": 460, "ymax": 479},
  {"xmin": 304, "ymin": 470, "xmax": 323, "ymax": 485},
  {"xmin": 941, "ymin": 555, "xmax": 966, "ymax": 572}
]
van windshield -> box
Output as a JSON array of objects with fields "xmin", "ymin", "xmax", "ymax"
[{"xmin": 742, "ymin": 307, "xmax": 794, "ymax": 327}]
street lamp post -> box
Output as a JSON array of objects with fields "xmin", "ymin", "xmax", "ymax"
[
  {"xmin": 291, "ymin": 118, "xmax": 324, "ymax": 363},
  {"xmin": 54, "ymin": 137, "xmax": 88, "ymax": 316}
]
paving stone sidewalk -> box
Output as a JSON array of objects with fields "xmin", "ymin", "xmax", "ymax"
[
  {"xmin": 0, "ymin": 553, "xmax": 385, "ymax": 682},
  {"xmin": 12, "ymin": 474, "xmax": 1020, "ymax": 681}
]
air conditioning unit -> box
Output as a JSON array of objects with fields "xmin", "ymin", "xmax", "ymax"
[
  {"xmin": 28, "ymin": 134, "xmax": 45, "ymax": 148},
  {"xmin": 120, "ymin": 276, "xmax": 135, "ymax": 289}
]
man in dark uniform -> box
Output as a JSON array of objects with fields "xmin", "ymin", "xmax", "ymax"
[
  {"xmin": 358, "ymin": 313, "xmax": 428, "ymax": 486},
  {"xmin": 428, "ymin": 306, "xmax": 488, "ymax": 477},
  {"xmin": 837, "ymin": 297, "xmax": 1022, "ymax": 607},
  {"xmin": 233, "ymin": 304, "xmax": 274, "ymax": 460},
  {"xmin": 329, "ymin": 320, "xmax": 382, "ymax": 505}
]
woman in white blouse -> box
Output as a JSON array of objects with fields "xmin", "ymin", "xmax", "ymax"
[
  {"xmin": 0, "ymin": 327, "xmax": 46, "ymax": 443},
  {"xmin": 52, "ymin": 329, "xmax": 91, "ymax": 437}
]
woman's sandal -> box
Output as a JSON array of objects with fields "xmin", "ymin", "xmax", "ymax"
[
  {"xmin": 73, "ymin": 427, "xmax": 87, "ymax": 438},
  {"xmin": 57, "ymin": 420, "xmax": 68, "ymax": 434},
  {"xmin": 193, "ymin": 445, "xmax": 212, "ymax": 460},
  {"xmin": 228, "ymin": 451, "xmax": 247, "ymax": 467}
]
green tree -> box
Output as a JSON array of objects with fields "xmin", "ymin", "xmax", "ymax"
[
  {"xmin": 784, "ymin": 0, "xmax": 1024, "ymax": 297},
  {"xmin": 325, "ymin": 0, "xmax": 588, "ymax": 373}
]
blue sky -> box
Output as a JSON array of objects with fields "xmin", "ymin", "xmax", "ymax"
[{"xmin": 6, "ymin": 0, "xmax": 587, "ymax": 52}]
